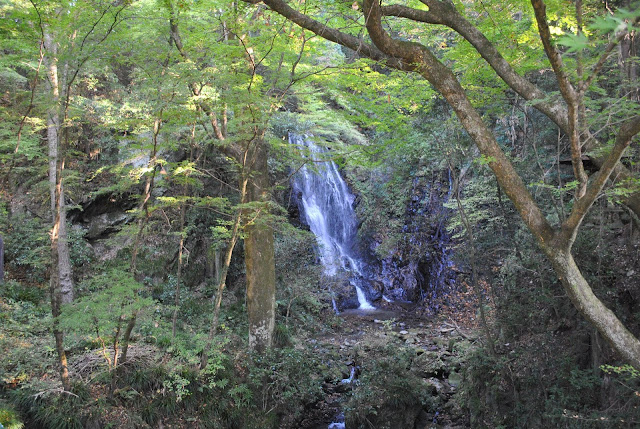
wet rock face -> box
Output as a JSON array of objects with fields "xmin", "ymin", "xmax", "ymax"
[
  {"xmin": 327, "ymin": 275, "xmax": 360, "ymax": 311},
  {"xmin": 291, "ymin": 133, "xmax": 455, "ymax": 310},
  {"xmin": 367, "ymin": 173, "xmax": 457, "ymax": 309},
  {"xmin": 368, "ymin": 279, "xmax": 384, "ymax": 301},
  {"xmin": 313, "ymin": 171, "xmax": 457, "ymax": 311},
  {"xmin": 287, "ymin": 188, "xmax": 309, "ymax": 230}
]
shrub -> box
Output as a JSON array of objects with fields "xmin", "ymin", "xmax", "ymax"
[
  {"xmin": 343, "ymin": 345, "xmax": 436, "ymax": 429},
  {"xmin": 0, "ymin": 402, "xmax": 24, "ymax": 429}
]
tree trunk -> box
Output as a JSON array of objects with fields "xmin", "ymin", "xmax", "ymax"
[
  {"xmin": 545, "ymin": 246, "xmax": 640, "ymax": 368},
  {"xmin": 619, "ymin": 0, "xmax": 638, "ymax": 101},
  {"xmin": 44, "ymin": 31, "xmax": 74, "ymax": 304},
  {"xmin": 118, "ymin": 315, "xmax": 137, "ymax": 368},
  {"xmin": 58, "ymin": 183, "xmax": 73, "ymax": 303},
  {"xmin": 201, "ymin": 209, "xmax": 242, "ymax": 369},
  {"xmin": 50, "ymin": 154, "xmax": 71, "ymax": 391},
  {"xmin": 172, "ymin": 200, "xmax": 186, "ymax": 337},
  {"xmin": 243, "ymin": 138, "xmax": 276, "ymax": 352},
  {"xmin": 43, "ymin": 30, "xmax": 72, "ymax": 390},
  {"xmin": 0, "ymin": 234, "xmax": 4, "ymax": 284}
]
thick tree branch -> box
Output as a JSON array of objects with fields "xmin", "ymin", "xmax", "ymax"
[
  {"xmin": 363, "ymin": 0, "xmax": 555, "ymax": 245},
  {"xmin": 417, "ymin": 0, "xmax": 570, "ymax": 132},
  {"xmin": 530, "ymin": 0, "xmax": 576, "ymax": 101},
  {"xmin": 260, "ymin": 0, "xmax": 413, "ymax": 71},
  {"xmin": 560, "ymin": 115, "xmax": 640, "ymax": 246},
  {"xmin": 381, "ymin": 4, "xmax": 443, "ymax": 25}
]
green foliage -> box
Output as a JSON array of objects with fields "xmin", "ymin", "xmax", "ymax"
[
  {"xmin": 1, "ymin": 214, "xmax": 49, "ymax": 283},
  {"xmin": 248, "ymin": 347, "xmax": 325, "ymax": 427},
  {"xmin": 445, "ymin": 170, "xmax": 506, "ymax": 242},
  {"xmin": 607, "ymin": 177, "xmax": 640, "ymax": 204},
  {"xmin": 61, "ymin": 269, "xmax": 154, "ymax": 365},
  {"xmin": 9, "ymin": 383, "xmax": 92, "ymax": 429},
  {"xmin": 602, "ymin": 364, "xmax": 640, "ymax": 379},
  {"xmin": 68, "ymin": 226, "xmax": 94, "ymax": 277},
  {"xmin": 0, "ymin": 402, "xmax": 24, "ymax": 429},
  {"xmin": 0, "ymin": 280, "xmax": 45, "ymax": 305},
  {"xmin": 344, "ymin": 345, "xmax": 436, "ymax": 429},
  {"xmin": 0, "ymin": 291, "xmax": 52, "ymax": 393}
]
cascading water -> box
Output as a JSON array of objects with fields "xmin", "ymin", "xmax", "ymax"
[{"xmin": 291, "ymin": 133, "xmax": 374, "ymax": 310}]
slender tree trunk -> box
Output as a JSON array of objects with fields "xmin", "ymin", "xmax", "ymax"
[
  {"xmin": 200, "ymin": 208, "xmax": 243, "ymax": 369},
  {"xmin": 243, "ymin": 138, "xmax": 276, "ymax": 352},
  {"xmin": 44, "ymin": 32, "xmax": 74, "ymax": 304},
  {"xmin": 58, "ymin": 183, "xmax": 73, "ymax": 303},
  {"xmin": 172, "ymin": 200, "xmax": 186, "ymax": 337},
  {"xmin": 50, "ymin": 157, "xmax": 71, "ymax": 391},
  {"xmin": 619, "ymin": 0, "xmax": 638, "ymax": 101},
  {"xmin": 118, "ymin": 316, "xmax": 137, "ymax": 368},
  {"xmin": 214, "ymin": 248, "xmax": 221, "ymax": 282},
  {"xmin": 0, "ymin": 234, "xmax": 4, "ymax": 284},
  {"xmin": 109, "ymin": 315, "xmax": 123, "ymax": 397},
  {"xmin": 47, "ymin": 112, "xmax": 74, "ymax": 303},
  {"xmin": 43, "ymin": 30, "xmax": 72, "ymax": 390}
]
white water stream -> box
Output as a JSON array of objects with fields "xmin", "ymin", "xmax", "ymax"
[{"xmin": 291, "ymin": 134, "xmax": 374, "ymax": 311}]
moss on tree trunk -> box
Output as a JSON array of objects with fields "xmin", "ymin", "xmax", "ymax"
[{"xmin": 243, "ymin": 138, "xmax": 276, "ymax": 352}]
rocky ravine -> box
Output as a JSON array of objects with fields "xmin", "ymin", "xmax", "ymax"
[{"xmin": 293, "ymin": 303, "xmax": 478, "ymax": 429}]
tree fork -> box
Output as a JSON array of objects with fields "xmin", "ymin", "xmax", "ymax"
[
  {"xmin": 259, "ymin": 0, "xmax": 640, "ymax": 367},
  {"xmin": 363, "ymin": 0, "xmax": 640, "ymax": 368}
]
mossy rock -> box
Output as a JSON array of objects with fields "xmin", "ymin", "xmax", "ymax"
[{"xmin": 413, "ymin": 351, "xmax": 448, "ymax": 377}]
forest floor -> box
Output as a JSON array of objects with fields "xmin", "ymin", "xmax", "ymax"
[{"xmin": 296, "ymin": 285, "xmax": 484, "ymax": 429}]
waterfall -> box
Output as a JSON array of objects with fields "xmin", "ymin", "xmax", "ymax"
[{"xmin": 291, "ymin": 134, "xmax": 374, "ymax": 310}]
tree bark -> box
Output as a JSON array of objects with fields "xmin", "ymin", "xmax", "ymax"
[
  {"xmin": 0, "ymin": 234, "xmax": 4, "ymax": 284},
  {"xmin": 49, "ymin": 151, "xmax": 71, "ymax": 391},
  {"xmin": 243, "ymin": 137, "xmax": 276, "ymax": 352},
  {"xmin": 544, "ymin": 247, "xmax": 640, "ymax": 368},
  {"xmin": 58, "ymin": 183, "xmax": 74, "ymax": 303},
  {"xmin": 43, "ymin": 29, "xmax": 72, "ymax": 390},
  {"xmin": 172, "ymin": 199, "xmax": 186, "ymax": 338},
  {"xmin": 44, "ymin": 31, "xmax": 74, "ymax": 304}
]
